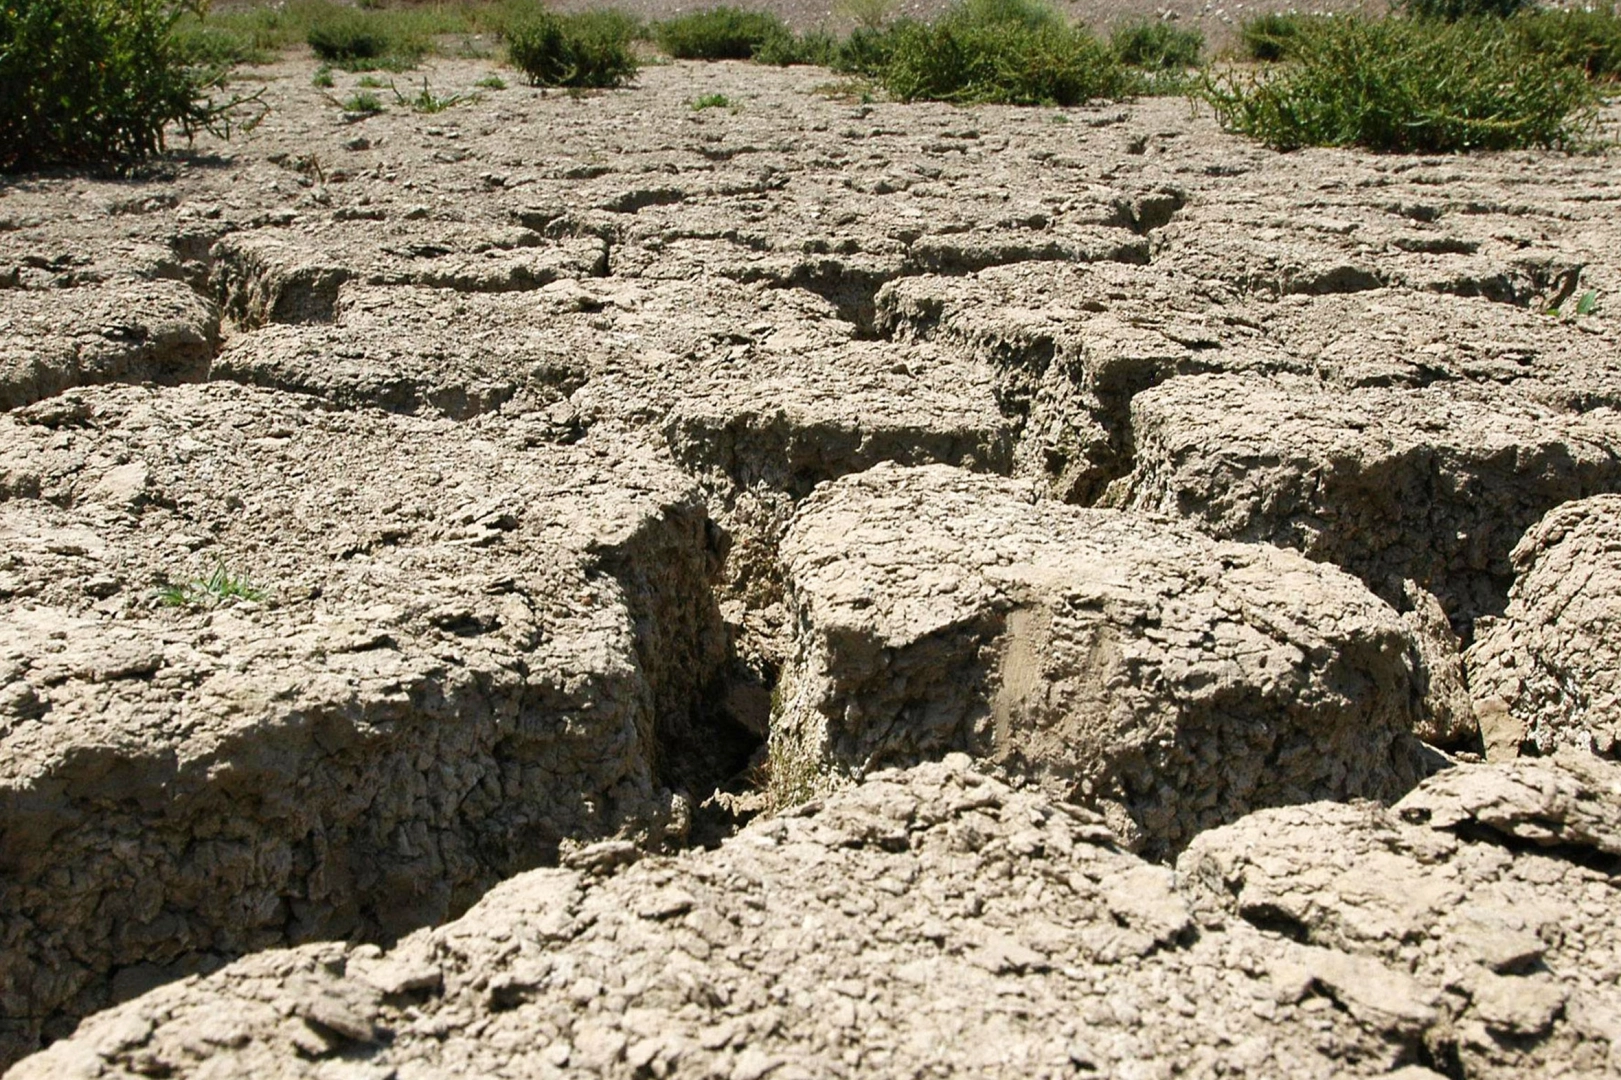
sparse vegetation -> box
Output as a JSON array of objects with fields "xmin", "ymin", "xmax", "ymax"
[
  {"xmin": 1206, "ymin": 15, "xmax": 1598, "ymax": 153},
  {"xmin": 759, "ymin": 729, "xmax": 836, "ymax": 812},
  {"xmin": 475, "ymin": 72, "xmax": 508, "ymax": 89},
  {"xmin": 156, "ymin": 563, "xmax": 266, "ymax": 609},
  {"xmin": 653, "ymin": 6, "xmax": 791, "ymax": 60},
  {"xmin": 341, "ymin": 89, "xmax": 386, "ymax": 113},
  {"xmin": 312, "ymin": 64, "xmax": 335, "ymax": 87},
  {"xmin": 692, "ymin": 91, "xmax": 732, "ymax": 109},
  {"xmin": 393, "ymin": 76, "xmax": 468, "ymax": 112},
  {"xmin": 505, "ymin": 7, "xmax": 640, "ymax": 88},
  {"xmin": 882, "ymin": 0, "xmax": 1131, "ymax": 106},
  {"xmin": 1, "ymin": 0, "xmax": 252, "ymax": 173}
]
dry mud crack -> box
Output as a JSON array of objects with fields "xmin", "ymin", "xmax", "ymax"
[{"xmin": 3, "ymin": 57, "xmax": 1621, "ymax": 1077}]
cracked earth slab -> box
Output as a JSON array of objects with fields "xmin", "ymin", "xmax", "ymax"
[
  {"xmin": 774, "ymin": 463, "xmax": 1430, "ymax": 857},
  {"xmin": 12, "ymin": 754, "xmax": 1620, "ymax": 1080},
  {"xmin": 1119, "ymin": 373, "xmax": 1621, "ymax": 634},
  {"xmin": 1466, "ymin": 494, "xmax": 1621, "ymax": 760},
  {"xmin": 0, "ymin": 382, "xmax": 727, "ymax": 1064}
]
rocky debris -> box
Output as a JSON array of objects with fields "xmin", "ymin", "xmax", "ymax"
[
  {"xmin": 774, "ymin": 463, "xmax": 1428, "ymax": 856},
  {"xmin": 1466, "ymin": 496, "xmax": 1621, "ymax": 759},
  {"xmin": 0, "ymin": 382, "xmax": 730, "ymax": 1065},
  {"xmin": 1120, "ymin": 374, "xmax": 1621, "ymax": 633},
  {"xmin": 1180, "ymin": 753, "xmax": 1621, "ymax": 1078},
  {"xmin": 13, "ymin": 754, "xmax": 1621, "ymax": 1080},
  {"xmin": 0, "ymin": 282, "xmax": 219, "ymax": 410}
]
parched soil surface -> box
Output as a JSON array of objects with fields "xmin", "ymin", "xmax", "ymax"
[{"xmin": 4, "ymin": 54, "xmax": 1621, "ymax": 1078}]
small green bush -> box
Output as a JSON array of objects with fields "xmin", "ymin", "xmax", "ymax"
[
  {"xmin": 1403, "ymin": 0, "xmax": 1528, "ymax": 22},
  {"xmin": 654, "ymin": 6, "xmax": 791, "ymax": 60},
  {"xmin": 828, "ymin": 20, "xmax": 915, "ymax": 74},
  {"xmin": 307, "ymin": 8, "xmax": 391, "ymax": 60},
  {"xmin": 506, "ymin": 9, "xmax": 639, "ymax": 88},
  {"xmin": 1514, "ymin": 8, "xmax": 1621, "ymax": 80},
  {"xmin": 692, "ymin": 91, "xmax": 731, "ymax": 108},
  {"xmin": 1206, "ymin": 15, "xmax": 1598, "ymax": 152},
  {"xmin": 1, "ymin": 0, "xmax": 235, "ymax": 173},
  {"xmin": 341, "ymin": 89, "xmax": 386, "ymax": 113},
  {"xmin": 1110, "ymin": 19, "xmax": 1203, "ymax": 69},
  {"xmin": 753, "ymin": 25, "xmax": 840, "ymax": 65},
  {"xmin": 883, "ymin": 0, "xmax": 1131, "ymax": 106},
  {"xmin": 156, "ymin": 563, "xmax": 265, "ymax": 609},
  {"xmin": 1237, "ymin": 11, "xmax": 1322, "ymax": 61},
  {"xmin": 306, "ymin": 6, "xmax": 428, "ymax": 68}
]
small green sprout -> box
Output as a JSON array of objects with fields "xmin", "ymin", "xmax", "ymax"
[
  {"xmin": 157, "ymin": 563, "xmax": 266, "ymax": 609},
  {"xmin": 691, "ymin": 92, "xmax": 731, "ymax": 110}
]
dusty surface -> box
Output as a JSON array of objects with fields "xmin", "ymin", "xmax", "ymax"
[
  {"xmin": 12, "ymin": 754, "xmax": 1621, "ymax": 1080},
  {"xmin": 2, "ymin": 48, "xmax": 1620, "ymax": 1076}
]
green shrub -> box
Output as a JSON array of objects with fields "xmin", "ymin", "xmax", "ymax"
[
  {"xmin": 1110, "ymin": 19, "xmax": 1203, "ymax": 68},
  {"xmin": 654, "ymin": 6, "xmax": 791, "ymax": 60},
  {"xmin": 1237, "ymin": 11, "xmax": 1322, "ymax": 61},
  {"xmin": 1, "ymin": 0, "xmax": 237, "ymax": 173},
  {"xmin": 1206, "ymin": 15, "xmax": 1598, "ymax": 152},
  {"xmin": 1403, "ymin": 0, "xmax": 1528, "ymax": 22},
  {"xmin": 306, "ymin": 7, "xmax": 425, "ymax": 67},
  {"xmin": 171, "ymin": 20, "xmax": 271, "ymax": 66},
  {"xmin": 753, "ymin": 25, "xmax": 842, "ymax": 65},
  {"xmin": 506, "ymin": 9, "xmax": 639, "ymax": 87},
  {"xmin": 882, "ymin": 0, "xmax": 1131, "ymax": 105},
  {"xmin": 829, "ymin": 20, "xmax": 914, "ymax": 74},
  {"xmin": 1514, "ymin": 8, "xmax": 1621, "ymax": 80},
  {"xmin": 835, "ymin": 0, "xmax": 898, "ymax": 31}
]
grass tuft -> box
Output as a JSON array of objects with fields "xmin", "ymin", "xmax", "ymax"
[
  {"xmin": 341, "ymin": 88, "xmax": 386, "ymax": 113},
  {"xmin": 1205, "ymin": 15, "xmax": 1599, "ymax": 153},
  {"xmin": 156, "ymin": 563, "xmax": 265, "ymax": 609}
]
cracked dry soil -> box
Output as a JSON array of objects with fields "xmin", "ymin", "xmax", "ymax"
[{"xmin": 3, "ymin": 54, "xmax": 1621, "ymax": 1079}]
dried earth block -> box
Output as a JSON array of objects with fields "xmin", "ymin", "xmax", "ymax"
[
  {"xmin": 1120, "ymin": 374, "xmax": 1621, "ymax": 631},
  {"xmin": 1466, "ymin": 495, "xmax": 1621, "ymax": 760},
  {"xmin": 774, "ymin": 463, "xmax": 1429, "ymax": 855},
  {"xmin": 12, "ymin": 754, "xmax": 1621, "ymax": 1080},
  {"xmin": 0, "ymin": 383, "xmax": 728, "ymax": 1063}
]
